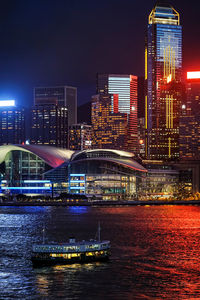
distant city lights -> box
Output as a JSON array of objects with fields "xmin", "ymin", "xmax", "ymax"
[
  {"xmin": 187, "ymin": 72, "xmax": 200, "ymax": 79},
  {"xmin": 0, "ymin": 100, "xmax": 15, "ymax": 107},
  {"xmin": 182, "ymin": 104, "xmax": 186, "ymax": 109}
]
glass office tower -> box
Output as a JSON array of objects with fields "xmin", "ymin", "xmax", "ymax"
[
  {"xmin": 31, "ymin": 104, "xmax": 68, "ymax": 148},
  {"xmin": 146, "ymin": 4, "xmax": 182, "ymax": 160},
  {"xmin": 180, "ymin": 72, "xmax": 200, "ymax": 160},
  {"xmin": 34, "ymin": 86, "xmax": 77, "ymax": 126},
  {"xmin": 0, "ymin": 102, "xmax": 25, "ymax": 145}
]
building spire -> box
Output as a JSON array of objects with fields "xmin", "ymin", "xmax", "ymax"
[{"xmin": 149, "ymin": 2, "xmax": 180, "ymax": 25}]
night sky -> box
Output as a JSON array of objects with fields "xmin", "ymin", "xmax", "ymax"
[{"xmin": 0, "ymin": 0, "xmax": 200, "ymax": 107}]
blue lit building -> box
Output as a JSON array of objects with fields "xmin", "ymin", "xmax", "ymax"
[
  {"xmin": 146, "ymin": 4, "xmax": 182, "ymax": 160},
  {"xmin": 0, "ymin": 145, "xmax": 73, "ymax": 195},
  {"xmin": 0, "ymin": 100, "xmax": 25, "ymax": 145}
]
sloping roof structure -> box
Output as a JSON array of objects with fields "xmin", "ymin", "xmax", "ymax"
[
  {"xmin": 0, "ymin": 144, "xmax": 74, "ymax": 168},
  {"xmin": 0, "ymin": 145, "xmax": 147, "ymax": 173},
  {"xmin": 71, "ymin": 149, "xmax": 135, "ymax": 161},
  {"xmin": 69, "ymin": 157, "xmax": 147, "ymax": 173}
]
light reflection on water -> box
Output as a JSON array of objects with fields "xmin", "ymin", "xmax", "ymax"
[{"xmin": 1, "ymin": 206, "xmax": 200, "ymax": 299}]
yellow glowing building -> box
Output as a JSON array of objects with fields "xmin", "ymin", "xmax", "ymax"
[{"xmin": 91, "ymin": 94, "xmax": 128, "ymax": 150}]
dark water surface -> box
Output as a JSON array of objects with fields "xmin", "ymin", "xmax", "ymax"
[{"xmin": 1, "ymin": 205, "xmax": 200, "ymax": 299}]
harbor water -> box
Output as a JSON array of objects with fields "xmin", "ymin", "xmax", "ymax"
[{"xmin": 1, "ymin": 205, "xmax": 200, "ymax": 299}]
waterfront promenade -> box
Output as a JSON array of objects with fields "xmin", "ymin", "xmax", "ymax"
[{"xmin": 1, "ymin": 199, "xmax": 200, "ymax": 206}]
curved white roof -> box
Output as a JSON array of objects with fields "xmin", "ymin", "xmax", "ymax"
[
  {"xmin": 0, "ymin": 144, "xmax": 74, "ymax": 168},
  {"xmin": 72, "ymin": 149, "xmax": 134, "ymax": 161},
  {"xmin": 69, "ymin": 157, "xmax": 147, "ymax": 173},
  {"xmin": 0, "ymin": 146, "xmax": 146, "ymax": 172}
]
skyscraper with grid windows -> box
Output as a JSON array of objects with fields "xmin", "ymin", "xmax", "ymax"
[
  {"xmin": 97, "ymin": 74, "xmax": 138, "ymax": 153},
  {"xmin": 145, "ymin": 4, "xmax": 182, "ymax": 160}
]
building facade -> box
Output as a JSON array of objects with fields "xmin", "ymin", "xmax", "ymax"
[
  {"xmin": 0, "ymin": 101, "xmax": 25, "ymax": 145},
  {"xmin": 138, "ymin": 117, "xmax": 146, "ymax": 157},
  {"xmin": 1, "ymin": 145, "xmax": 200, "ymax": 198},
  {"xmin": 0, "ymin": 145, "xmax": 73, "ymax": 195},
  {"xmin": 96, "ymin": 74, "xmax": 138, "ymax": 153},
  {"xmin": 141, "ymin": 160, "xmax": 179, "ymax": 199},
  {"xmin": 45, "ymin": 149, "xmax": 147, "ymax": 200},
  {"xmin": 180, "ymin": 72, "xmax": 200, "ymax": 159},
  {"xmin": 146, "ymin": 4, "xmax": 182, "ymax": 160},
  {"xmin": 30, "ymin": 104, "xmax": 68, "ymax": 148},
  {"xmin": 34, "ymin": 86, "xmax": 77, "ymax": 126},
  {"xmin": 69, "ymin": 123, "xmax": 92, "ymax": 150},
  {"xmin": 91, "ymin": 94, "xmax": 128, "ymax": 150}
]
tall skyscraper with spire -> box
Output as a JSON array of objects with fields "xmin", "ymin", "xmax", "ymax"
[{"xmin": 145, "ymin": 3, "xmax": 182, "ymax": 160}]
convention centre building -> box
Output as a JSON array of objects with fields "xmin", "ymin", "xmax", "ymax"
[{"xmin": 0, "ymin": 145, "xmax": 147, "ymax": 199}]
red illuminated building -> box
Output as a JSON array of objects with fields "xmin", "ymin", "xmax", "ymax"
[{"xmin": 180, "ymin": 71, "xmax": 200, "ymax": 159}]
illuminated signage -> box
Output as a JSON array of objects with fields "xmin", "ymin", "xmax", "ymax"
[
  {"xmin": 0, "ymin": 100, "xmax": 15, "ymax": 107},
  {"xmin": 85, "ymin": 140, "xmax": 92, "ymax": 146},
  {"xmin": 1, "ymin": 187, "xmax": 51, "ymax": 190},
  {"xmin": 24, "ymin": 180, "xmax": 51, "ymax": 183},
  {"xmin": 70, "ymin": 174, "xmax": 85, "ymax": 177},
  {"xmin": 187, "ymin": 72, "xmax": 200, "ymax": 79}
]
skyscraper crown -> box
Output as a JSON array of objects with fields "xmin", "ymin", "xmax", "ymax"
[{"xmin": 149, "ymin": 3, "xmax": 180, "ymax": 25}]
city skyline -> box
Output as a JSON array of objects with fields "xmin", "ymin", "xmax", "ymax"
[
  {"xmin": 0, "ymin": 0, "xmax": 199, "ymax": 107},
  {"xmin": 2, "ymin": 3, "xmax": 200, "ymax": 299}
]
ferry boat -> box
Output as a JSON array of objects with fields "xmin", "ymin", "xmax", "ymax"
[{"xmin": 31, "ymin": 223, "xmax": 110, "ymax": 266}]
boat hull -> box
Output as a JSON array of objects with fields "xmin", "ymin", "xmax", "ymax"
[{"xmin": 31, "ymin": 252, "xmax": 110, "ymax": 267}]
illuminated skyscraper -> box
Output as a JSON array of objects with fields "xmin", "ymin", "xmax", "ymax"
[
  {"xmin": 69, "ymin": 123, "xmax": 92, "ymax": 150},
  {"xmin": 31, "ymin": 104, "xmax": 68, "ymax": 148},
  {"xmin": 34, "ymin": 86, "xmax": 77, "ymax": 126},
  {"xmin": 180, "ymin": 72, "xmax": 200, "ymax": 159},
  {"xmin": 0, "ymin": 101, "xmax": 25, "ymax": 145},
  {"xmin": 91, "ymin": 94, "xmax": 128, "ymax": 150},
  {"xmin": 146, "ymin": 4, "xmax": 182, "ymax": 160},
  {"xmin": 97, "ymin": 74, "xmax": 138, "ymax": 152}
]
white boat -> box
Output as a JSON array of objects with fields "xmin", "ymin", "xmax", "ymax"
[{"xmin": 31, "ymin": 223, "xmax": 110, "ymax": 266}]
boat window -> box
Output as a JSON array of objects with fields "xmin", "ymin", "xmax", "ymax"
[
  {"xmin": 86, "ymin": 252, "xmax": 94, "ymax": 256},
  {"xmin": 86, "ymin": 244, "xmax": 99, "ymax": 249}
]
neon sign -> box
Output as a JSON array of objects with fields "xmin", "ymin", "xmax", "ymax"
[
  {"xmin": 0, "ymin": 100, "xmax": 15, "ymax": 107},
  {"xmin": 187, "ymin": 72, "xmax": 200, "ymax": 79}
]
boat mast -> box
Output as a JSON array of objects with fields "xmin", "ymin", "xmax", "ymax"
[
  {"xmin": 42, "ymin": 224, "xmax": 45, "ymax": 244},
  {"xmin": 98, "ymin": 221, "xmax": 101, "ymax": 241}
]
